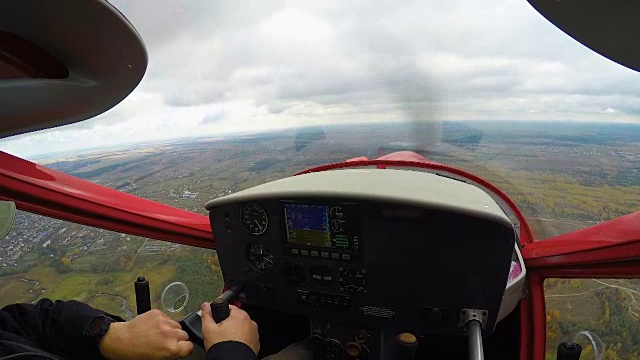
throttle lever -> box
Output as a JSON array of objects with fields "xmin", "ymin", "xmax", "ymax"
[
  {"xmin": 134, "ymin": 276, "xmax": 151, "ymax": 315},
  {"xmin": 180, "ymin": 284, "xmax": 243, "ymax": 348},
  {"xmin": 556, "ymin": 342, "xmax": 582, "ymax": 360}
]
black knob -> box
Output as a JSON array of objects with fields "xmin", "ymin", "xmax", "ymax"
[
  {"xmin": 134, "ymin": 276, "xmax": 151, "ymax": 315},
  {"xmin": 210, "ymin": 298, "xmax": 231, "ymax": 323},
  {"xmin": 311, "ymin": 334, "xmax": 327, "ymax": 359},
  {"xmin": 326, "ymin": 339, "xmax": 342, "ymax": 360},
  {"xmin": 556, "ymin": 342, "xmax": 582, "ymax": 360},
  {"xmin": 345, "ymin": 342, "xmax": 363, "ymax": 359}
]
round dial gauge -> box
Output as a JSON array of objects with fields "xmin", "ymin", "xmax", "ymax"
[
  {"xmin": 246, "ymin": 242, "xmax": 275, "ymax": 272},
  {"xmin": 331, "ymin": 219, "xmax": 344, "ymax": 232},
  {"xmin": 240, "ymin": 203, "xmax": 268, "ymax": 235}
]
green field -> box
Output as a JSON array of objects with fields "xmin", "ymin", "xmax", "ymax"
[
  {"xmin": 0, "ymin": 246, "xmax": 223, "ymax": 321},
  {"xmin": 545, "ymin": 279, "xmax": 640, "ymax": 360},
  {"xmin": 0, "ymin": 278, "xmax": 42, "ymax": 304}
]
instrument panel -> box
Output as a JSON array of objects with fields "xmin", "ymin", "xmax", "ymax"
[
  {"xmin": 210, "ymin": 203, "xmax": 514, "ymax": 337},
  {"xmin": 207, "ymin": 169, "xmax": 519, "ymax": 342}
]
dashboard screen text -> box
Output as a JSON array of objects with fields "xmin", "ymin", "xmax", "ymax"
[{"xmin": 284, "ymin": 204, "xmax": 332, "ymax": 247}]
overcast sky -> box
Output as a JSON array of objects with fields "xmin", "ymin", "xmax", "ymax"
[{"xmin": 2, "ymin": 0, "xmax": 640, "ymax": 159}]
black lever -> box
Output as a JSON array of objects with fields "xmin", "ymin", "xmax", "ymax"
[
  {"xmin": 210, "ymin": 297, "xmax": 231, "ymax": 322},
  {"xmin": 134, "ymin": 276, "xmax": 151, "ymax": 315},
  {"xmin": 556, "ymin": 342, "xmax": 582, "ymax": 360},
  {"xmin": 180, "ymin": 284, "xmax": 243, "ymax": 348}
]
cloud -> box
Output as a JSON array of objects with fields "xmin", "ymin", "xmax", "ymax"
[
  {"xmin": 201, "ymin": 110, "xmax": 226, "ymax": 124},
  {"xmin": 2, "ymin": 0, "xmax": 640, "ymax": 159},
  {"xmin": 68, "ymin": 91, "xmax": 167, "ymax": 130}
]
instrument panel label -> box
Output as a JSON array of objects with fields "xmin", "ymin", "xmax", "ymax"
[{"xmin": 360, "ymin": 305, "xmax": 396, "ymax": 319}]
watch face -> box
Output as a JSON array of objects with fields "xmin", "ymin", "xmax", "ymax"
[{"xmin": 86, "ymin": 315, "xmax": 111, "ymax": 340}]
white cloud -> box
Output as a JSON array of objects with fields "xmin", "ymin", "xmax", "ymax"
[
  {"xmin": 263, "ymin": 9, "xmax": 333, "ymax": 42},
  {"xmin": 2, "ymin": 0, "xmax": 640, "ymax": 159}
]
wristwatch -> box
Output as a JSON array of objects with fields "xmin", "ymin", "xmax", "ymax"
[{"xmin": 85, "ymin": 314, "xmax": 116, "ymax": 344}]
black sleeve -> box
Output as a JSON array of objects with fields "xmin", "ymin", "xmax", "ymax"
[
  {"xmin": 206, "ymin": 341, "xmax": 257, "ymax": 360},
  {"xmin": 0, "ymin": 298, "xmax": 124, "ymax": 360}
]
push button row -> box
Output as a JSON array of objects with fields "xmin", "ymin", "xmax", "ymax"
[
  {"xmin": 297, "ymin": 289, "xmax": 351, "ymax": 310},
  {"xmin": 290, "ymin": 248, "xmax": 352, "ymax": 261}
]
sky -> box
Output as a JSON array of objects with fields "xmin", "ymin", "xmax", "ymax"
[{"xmin": 2, "ymin": 0, "xmax": 640, "ymax": 159}]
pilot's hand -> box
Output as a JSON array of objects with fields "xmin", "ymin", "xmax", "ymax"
[
  {"xmin": 200, "ymin": 302, "xmax": 260, "ymax": 355},
  {"xmin": 99, "ymin": 309, "xmax": 194, "ymax": 360}
]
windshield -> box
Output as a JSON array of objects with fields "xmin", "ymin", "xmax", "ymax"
[
  {"xmin": 1, "ymin": 0, "xmax": 640, "ymax": 350},
  {"xmin": 2, "ymin": 0, "xmax": 639, "ymax": 239}
]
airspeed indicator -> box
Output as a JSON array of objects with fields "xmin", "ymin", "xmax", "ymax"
[{"xmin": 240, "ymin": 203, "xmax": 269, "ymax": 235}]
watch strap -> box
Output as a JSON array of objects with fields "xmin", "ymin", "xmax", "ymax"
[{"xmin": 85, "ymin": 314, "xmax": 115, "ymax": 344}]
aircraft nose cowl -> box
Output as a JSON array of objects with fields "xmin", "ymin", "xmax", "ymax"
[
  {"xmin": 377, "ymin": 151, "xmax": 433, "ymax": 163},
  {"xmin": 346, "ymin": 151, "xmax": 436, "ymax": 164}
]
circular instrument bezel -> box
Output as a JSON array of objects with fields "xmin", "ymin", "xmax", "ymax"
[
  {"xmin": 240, "ymin": 202, "xmax": 269, "ymax": 235},
  {"xmin": 246, "ymin": 241, "xmax": 275, "ymax": 272}
]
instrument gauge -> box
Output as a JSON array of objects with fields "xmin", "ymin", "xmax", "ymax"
[
  {"xmin": 240, "ymin": 203, "xmax": 268, "ymax": 235},
  {"xmin": 331, "ymin": 219, "xmax": 344, "ymax": 232},
  {"xmin": 246, "ymin": 242, "xmax": 275, "ymax": 272}
]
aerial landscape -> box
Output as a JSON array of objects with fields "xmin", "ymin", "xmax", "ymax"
[
  {"xmin": 2, "ymin": 0, "xmax": 640, "ymax": 357},
  {"xmin": 1, "ymin": 120, "xmax": 640, "ymax": 358}
]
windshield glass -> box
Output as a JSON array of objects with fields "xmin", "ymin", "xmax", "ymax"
[{"xmin": 1, "ymin": 3, "xmax": 639, "ymax": 238}]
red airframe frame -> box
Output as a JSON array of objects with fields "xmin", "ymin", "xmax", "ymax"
[{"xmin": 2, "ymin": 149, "xmax": 639, "ymax": 360}]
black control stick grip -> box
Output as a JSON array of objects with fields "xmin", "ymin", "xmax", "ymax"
[
  {"xmin": 180, "ymin": 312, "xmax": 205, "ymax": 349},
  {"xmin": 556, "ymin": 342, "xmax": 582, "ymax": 360},
  {"xmin": 134, "ymin": 276, "xmax": 151, "ymax": 315},
  {"xmin": 210, "ymin": 298, "xmax": 231, "ymax": 322},
  {"xmin": 180, "ymin": 299, "xmax": 230, "ymax": 349},
  {"xmin": 180, "ymin": 285, "xmax": 242, "ymax": 349}
]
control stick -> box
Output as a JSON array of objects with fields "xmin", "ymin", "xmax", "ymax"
[
  {"xmin": 210, "ymin": 297, "xmax": 231, "ymax": 323},
  {"xmin": 467, "ymin": 320, "xmax": 484, "ymax": 360},
  {"xmin": 180, "ymin": 284, "xmax": 243, "ymax": 348},
  {"xmin": 134, "ymin": 276, "xmax": 151, "ymax": 315},
  {"xmin": 459, "ymin": 309, "xmax": 486, "ymax": 360}
]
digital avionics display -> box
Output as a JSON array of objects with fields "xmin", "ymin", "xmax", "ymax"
[
  {"xmin": 284, "ymin": 204, "xmax": 331, "ymax": 247},
  {"xmin": 284, "ymin": 203, "xmax": 356, "ymax": 250}
]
